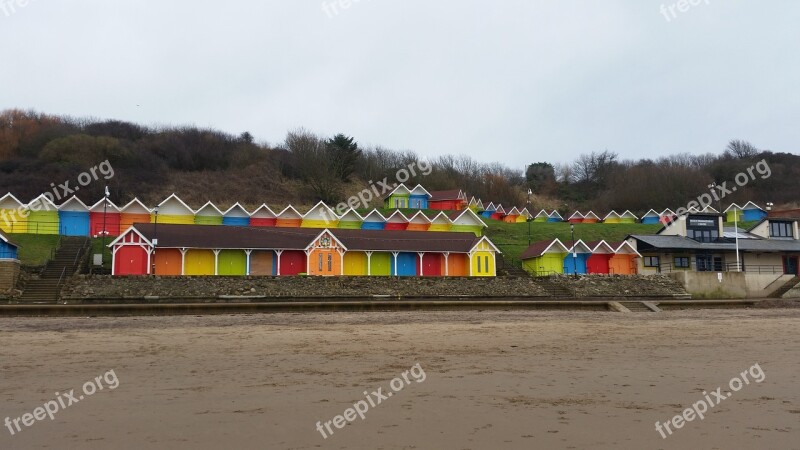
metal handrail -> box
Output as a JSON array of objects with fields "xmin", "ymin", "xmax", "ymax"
[{"xmin": 56, "ymin": 267, "xmax": 67, "ymax": 289}]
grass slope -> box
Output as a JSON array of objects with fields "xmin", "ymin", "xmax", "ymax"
[{"xmin": 8, "ymin": 234, "xmax": 61, "ymax": 266}]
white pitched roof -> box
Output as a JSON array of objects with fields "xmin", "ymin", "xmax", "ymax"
[
  {"xmin": 641, "ymin": 209, "xmax": 660, "ymax": 218},
  {"xmin": 603, "ymin": 210, "xmax": 622, "ymax": 220},
  {"xmin": 590, "ymin": 240, "xmax": 616, "ymax": 254},
  {"xmin": 549, "ymin": 210, "xmax": 563, "ymax": 219},
  {"xmin": 567, "ymin": 239, "xmax": 593, "ymax": 254},
  {"xmin": 506, "ymin": 207, "xmax": 521, "ymax": 216},
  {"xmin": 88, "ymin": 198, "xmax": 120, "ymax": 213},
  {"xmin": 195, "ymin": 201, "xmax": 224, "ymax": 217},
  {"xmin": 568, "ymin": 211, "xmax": 585, "ymax": 220},
  {"xmin": 120, "ymin": 198, "xmax": 150, "ymax": 215},
  {"xmin": 583, "ymin": 211, "xmax": 600, "ymax": 220},
  {"xmin": 337, "ymin": 209, "xmax": 364, "ymax": 222},
  {"xmin": 156, "ymin": 194, "xmax": 195, "ymax": 215},
  {"xmin": 361, "ymin": 209, "xmax": 387, "ymax": 223},
  {"xmin": 535, "ymin": 209, "xmax": 549, "ymax": 218},
  {"xmin": 224, "ymin": 202, "xmax": 250, "ymax": 218},
  {"xmin": 303, "ymin": 201, "xmax": 338, "ymax": 221},
  {"xmin": 0, "ymin": 193, "xmax": 25, "ymax": 209},
  {"xmin": 57, "ymin": 196, "xmax": 90, "ymax": 212},
  {"xmin": 408, "ymin": 211, "xmax": 432, "ymax": 224},
  {"xmin": 385, "ymin": 211, "xmax": 409, "ymax": 223},
  {"xmin": 614, "ymin": 241, "xmax": 642, "ymax": 256},
  {"xmin": 250, "ymin": 204, "xmax": 276, "ymax": 219},
  {"xmin": 450, "ymin": 209, "xmax": 487, "ymax": 228},
  {"xmin": 409, "ymin": 184, "xmax": 432, "ymax": 198},
  {"xmin": 276, "ymin": 205, "xmax": 302, "ymax": 219},
  {"xmin": 430, "ymin": 212, "xmax": 453, "ymax": 225},
  {"xmin": 621, "ymin": 210, "xmax": 638, "ymax": 219},
  {"xmin": 742, "ymin": 201, "xmax": 763, "ymax": 211},
  {"xmin": 27, "ymin": 194, "xmax": 58, "ymax": 212}
]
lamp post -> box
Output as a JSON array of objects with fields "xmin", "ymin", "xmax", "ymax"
[
  {"xmin": 570, "ymin": 223, "xmax": 578, "ymax": 278},
  {"xmin": 152, "ymin": 205, "xmax": 159, "ymax": 276},
  {"xmin": 527, "ymin": 188, "xmax": 533, "ymax": 246}
]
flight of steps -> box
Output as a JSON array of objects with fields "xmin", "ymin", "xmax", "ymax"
[
  {"xmin": 18, "ymin": 237, "xmax": 89, "ymax": 303},
  {"xmin": 620, "ymin": 301, "xmax": 655, "ymax": 312},
  {"xmin": 534, "ymin": 277, "xmax": 575, "ymax": 298},
  {"xmin": 769, "ymin": 276, "xmax": 800, "ymax": 298}
]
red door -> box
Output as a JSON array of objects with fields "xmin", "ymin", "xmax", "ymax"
[
  {"xmin": 586, "ymin": 254, "xmax": 611, "ymax": 274},
  {"xmin": 279, "ymin": 251, "xmax": 307, "ymax": 276},
  {"xmin": 421, "ymin": 253, "xmax": 443, "ymax": 277},
  {"xmin": 115, "ymin": 246, "xmax": 148, "ymax": 275}
]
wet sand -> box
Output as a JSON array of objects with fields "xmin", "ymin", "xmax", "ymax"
[{"xmin": 1, "ymin": 309, "xmax": 798, "ymax": 449}]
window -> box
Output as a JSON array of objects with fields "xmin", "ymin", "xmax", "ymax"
[
  {"xmin": 674, "ymin": 257, "xmax": 690, "ymax": 268},
  {"xmin": 327, "ymin": 254, "xmax": 332, "ymax": 272},
  {"xmin": 644, "ymin": 256, "xmax": 660, "ymax": 268},
  {"xmin": 770, "ymin": 221, "xmax": 793, "ymax": 238},
  {"xmin": 477, "ymin": 256, "xmax": 482, "ymax": 273},
  {"xmin": 318, "ymin": 254, "xmax": 323, "ymax": 271},
  {"xmin": 688, "ymin": 229, "xmax": 719, "ymax": 243}
]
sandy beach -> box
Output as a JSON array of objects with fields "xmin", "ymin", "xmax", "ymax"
[{"xmin": 1, "ymin": 308, "xmax": 798, "ymax": 449}]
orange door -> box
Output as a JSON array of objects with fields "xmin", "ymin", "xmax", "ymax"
[
  {"xmin": 447, "ymin": 254, "xmax": 469, "ymax": 276},
  {"xmin": 308, "ymin": 249, "xmax": 341, "ymax": 276},
  {"xmin": 154, "ymin": 249, "xmax": 182, "ymax": 276}
]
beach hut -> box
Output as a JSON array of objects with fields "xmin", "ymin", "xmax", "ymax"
[
  {"xmin": 428, "ymin": 212, "xmax": 454, "ymax": 232},
  {"xmin": 480, "ymin": 203, "xmax": 496, "ymax": 219},
  {"xmin": 547, "ymin": 211, "xmax": 563, "ymax": 223},
  {"xmin": 408, "ymin": 185, "xmax": 432, "ymax": 210},
  {"xmin": 468, "ymin": 197, "xmax": 479, "ymax": 213},
  {"xmin": 383, "ymin": 184, "xmax": 411, "ymax": 209},
  {"xmin": 302, "ymin": 202, "xmax": 339, "ymax": 228},
  {"xmin": 475, "ymin": 199, "xmax": 485, "ymax": 214},
  {"xmin": 153, "ymin": 194, "xmax": 195, "ymax": 225},
  {"xmin": 521, "ymin": 239, "xmax": 569, "ymax": 276},
  {"xmin": 724, "ymin": 204, "xmax": 743, "ymax": 223},
  {"xmin": 250, "ymin": 204, "xmax": 277, "ymax": 227},
  {"xmin": 609, "ymin": 241, "xmax": 640, "ymax": 275},
  {"xmin": 517, "ymin": 207, "xmax": 532, "ymax": 223},
  {"xmin": 533, "ymin": 209, "xmax": 549, "ymax": 223},
  {"xmin": 120, "ymin": 198, "xmax": 152, "ymax": 233},
  {"xmin": 586, "ymin": 241, "xmax": 615, "ymax": 274},
  {"xmin": 391, "ymin": 251, "xmax": 418, "ymax": 277},
  {"xmin": 491, "ymin": 205, "xmax": 506, "ymax": 221},
  {"xmin": 429, "ymin": 189, "xmax": 467, "ymax": 211},
  {"xmin": 336, "ymin": 209, "xmax": 363, "ymax": 230},
  {"xmin": 503, "ymin": 207, "xmax": 521, "ymax": 223},
  {"xmin": 384, "ymin": 211, "xmax": 409, "ymax": 231},
  {"xmin": 0, "ymin": 229, "xmax": 19, "ymax": 260},
  {"xmin": 567, "ymin": 211, "xmax": 585, "ymax": 224},
  {"xmin": 276, "ymin": 206, "xmax": 303, "ymax": 228},
  {"xmin": 563, "ymin": 240, "xmax": 592, "ymax": 275},
  {"xmin": 406, "ymin": 211, "xmax": 432, "ymax": 231},
  {"xmin": 582, "ymin": 211, "xmax": 600, "ymax": 224},
  {"xmin": 742, "ymin": 202, "xmax": 767, "ymax": 222},
  {"xmin": 57, "ymin": 196, "xmax": 91, "ymax": 236},
  {"xmin": 620, "ymin": 210, "xmax": 638, "ymax": 224},
  {"xmin": 222, "ymin": 203, "xmax": 251, "ymax": 226},
  {"xmin": 449, "ymin": 209, "xmax": 487, "ymax": 237},
  {"xmin": 194, "ymin": 202, "xmax": 224, "ymax": 225},
  {"xmin": 0, "ymin": 193, "xmax": 28, "ymax": 234},
  {"xmin": 469, "ymin": 236, "xmax": 500, "ymax": 277},
  {"xmin": 89, "ymin": 198, "xmax": 121, "ymax": 237},
  {"xmin": 603, "ymin": 211, "xmax": 622, "ymax": 224},
  {"xmin": 640, "ymin": 209, "xmax": 661, "ymax": 225},
  {"xmin": 660, "ymin": 209, "xmax": 676, "ymax": 225},
  {"xmin": 361, "ymin": 210, "xmax": 386, "ymax": 230},
  {"xmin": 26, "ymin": 194, "xmax": 59, "ymax": 235},
  {"xmin": 305, "ymin": 230, "xmax": 346, "ymax": 276}
]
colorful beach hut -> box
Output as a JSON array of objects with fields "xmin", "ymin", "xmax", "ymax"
[
  {"xmin": 660, "ymin": 209, "xmax": 676, "ymax": 225},
  {"xmin": 603, "ymin": 211, "xmax": 622, "ymax": 224},
  {"xmin": 533, "ymin": 210, "xmax": 549, "ymax": 223},
  {"xmin": 475, "ymin": 199, "xmax": 485, "ymax": 214},
  {"xmin": 724, "ymin": 204, "xmax": 743, "ymax": 223},
  {"xmin": 361, "ymin": 210, "xmax": 386, "ymax": 230},
  {"xmin": 503, "ymin": 207, "xmax": 521, "ymax": 223},
  {"xmin": 276, "ymin": 206, "xmax": 303, "ymax": 228},
  {"xmin": 449, "ymin": 209, "xmax": 487, "ymax": 237},
  {"xmin": 250, "ymin": 204, "xmax": 277, "ymax": 227},
  {"xmin": 582, "ymin": 211, "xmax": 600, "ymax": 224},
  {"xmin": 742, "ymin": 202, "xmax": 767, "ymax": 222},
  {"xmin": 517, "ymin": 207, "xmax": 532, "ymax": 223},
  {"xmin": 428, "ymin": 212, "xmax": 453, "ymax": 232},
  {"xmin": 480, "ymin": 203, "xmax": 496, "ymax": 219},
  {"xmin": 153, "ymin": 194, "xmax": 195, "ymax": 224},
  {"xmin": 384, "ymin": 211, "xmax": 409, "ymax": 231},
  {"xmin": 383, "ymin": 184, "xmax": 411, "ymax": 209},
  {"xmin": 26, "ymin": 194, "xmax": 59, "ymax": 235},
  {"xmin": 490, "ymin": 205, "xmax": 506, "ymax": 221},
  {"xmin": 640, "ymin": 209, "xmax": 661, "ymax": 225},
  {"xmin": 57, "ymin": 196, "xmax": 91, "ymax": 236},
  {"xmin": 568, "ymin": 211, "xmax": 584, "ymax": 224},
  {"xmin": 547, "ymin": 211, "xmax": 563, "ymax": 223},
  {"xmin": 468, "ymin": 197, "xmax": 479, "ymax": 213},
  {"xmin": 302, "ymin": 202, "xmax": 339, "ymax": 228},
  {"xmin": 222, "ymin": 203, "xmax": 251, "ymax": 226},
  {"xmin": 0, "ymin": 229, "xmax": 18, "ymax": 260},
  {"xmin": 521, "ymin": 239, "xmax": 569, "ymax": 276},
  {"xmin": 586, "ymin": 241, "xmax": 615, "ymax": 274},
  {"xmin": 406, "ymin": 211, "xmax": 431, "ymax": 231},
  {"xmin": 120, "ymin": 198, "xmax": 152, "ymax": 233},
  {"xmin": 620, "ymin": 210, "xmax": 638, "ymax": 224},
  {"xmin": 563, "ymin": 240, "xmax": 592, "ymax": 275},
  {"xmin": 429, "ymin": 189, "xmax": 467, "ymax": 211},
  {"xmin": 609, "ymin": 241, "xmax": 640, "ymax": 275},
  {"xmin": 194, "ymin": 202, "xmax": 224, "ymax": 225},
  {"xmin": 89, "ymin": 198, "xmax": 121, "ymax": 237},
  {"xmin": 337, "ymin": 209, "xmax": 363, "ymax": 230},
  {"xmin": 408, "ymin": 185, "xmax": 432, "ymax": 210},
  {"xmin": 0, "ymin": 193, "xmax": 28, "ymax": 233}
]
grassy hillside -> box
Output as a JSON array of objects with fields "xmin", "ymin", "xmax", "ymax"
[{"xmin": 8, "ymin": 234, "xmax": 61, "ymax": 266}]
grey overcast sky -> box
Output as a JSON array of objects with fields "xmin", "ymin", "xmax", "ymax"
[{"xmin": 1, "ymin": 1, "xmax": 798, "ymax": 168}]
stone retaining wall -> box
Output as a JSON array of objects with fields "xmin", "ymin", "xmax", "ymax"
[
  {"xmin": 60, "ymin": 274, "xmax": 689, "ymax": 300},
  {"xmin": 0, "ymin": 260, "xmax": 20, "ymax": 296}
]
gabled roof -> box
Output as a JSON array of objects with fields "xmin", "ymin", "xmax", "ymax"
[
  {"xmin": 470, "ymin": 236, "xmax": 502, "ymax": 254},
  {"xmin": 194, "ymin": 201, "xmax": 223, "ymax": 217},
  {"xmin": 494, "ymin": 205, "xmax": 506, "ymax": 214},
  {"xmin": 476, "ymin": 199, "xmax": 485, "ymax": 210},
  {"xmin": 520, "ymin": 238, "xmax": 569, "ymax": 259},
  {"xmin": 723, "ymin": 203, "xmax": 743, "ymax": 213},
  {"xmin": 518, "ymin": 207, "xmax": 531, "ymax": 218},
  {"xmin": 27, "ymin": 194, "xmax": 58, "ymax": 211},
  {"xmin": 603, "ymin": 210, "xmax": 622, "ymax": 220},
  {"xmin": 568, "ymin": 211, "xmax": 584, "ymax": 220},
  {"xmin": 0, "ymin": 193, "xmax": 25, "ymax": 209},
  {"xmin": 224, "ymin": 202, "xmax": 250, "ymax": 218},
  {"xmin": 585, "ymin": 240, "xmax": 615, "ymax": 254},
  {"xmin": 57, "ymin": 196, "xmax": 90, "ymax": 212},
  {"xmin": 468, "ymin": 197, "xmax": 478, "ymax": 206},
  {"xmin": 567, "ymin": 239, "xmax": 593, "ymax": 254},
  {"xmin": 613, "ymin": 240, "xmax": 642, "ymax": 256},
  {"xmin": 448, "ymin": 209, "xmax": 487, "ymax": 228},
  {"xmin": 742, "ymin": 201, "xmax": 764, "ymax": 211},
  {"xmin": 276, "ymin": 205, "xmax": 303, "ymax": 220},
  {"xmin": 688, "ymin": 205, "xmax": 719, "ymax": 213},
  {"xmin": 382, "ymin": 183, "xmax": 410, "ymax": 200},
  {"xmin": 385, "ymin": 210, "xmax": 409, "ymax": 223},
  {"xmin": 621, "ymin": 210, "xmax": 638, "ymax": 220},
  {"xmin": 156, "ymin": 194, "xmax": 195, "ymax": 215},
  {"xmin": 250, "ymin": 204, "xmax": 276, "ymax": 219},
  {"xmin": 549, "ymin": 210, "xmax": 563, "ymax": 220},
  {"xmin": 303, "ymin": 201, "xmax": 338, "ymax": 221},
  {"xmin": 361, "ymin": 209, "xmax": 387, "ymax": 223},
  {"xmin": 429, "ymin": 212, "xmax": 453, "ymax": 225},
  {"xmin": 0, "ymin": 229, "xmax": 19, "ymax": 249},
  {"xmin": 305, "ymin": 229, "xmax": 348, "ymax": 252},
  {"xmin": 660, "ymin": 208, "xmax": 675, "ymax": 216},
  {"xmin": 430, "ymin": 189, "xmax": 465, "ymax": 202},
  {"xmin": 535, "ymin": 209, "xmax": 549, "ymax": 218},
  {"xmin": 89, "ymin": 198, "xmax": 120, "ymax": 213},
  {"xmin": 408, "ymin": 211, "xmax": 432, "ymax": 224},
  {"xmin": 409, "ymin": 184, "xmax": 432, "ymax": 198},
  {"xmin": 641, "ymin": 209, "xmax": 660, "ymax": 218},
  {"xmin": 337, "ymin": 209, "xmax": 363, "ymax": 222},
  {"xmin": 583, "ymin": 211, "xmax": 600, "ymax": 220},
  {"xmin": 485, "ymin": 202, "xmax": 496, "ymax": 211},
  {"xmin": 120, "ymin": 198, "xmax": 151, "ymax": 215},
  {"xmin": 506, "ymin": 207, "xmax": 521, "ymax": 216}
]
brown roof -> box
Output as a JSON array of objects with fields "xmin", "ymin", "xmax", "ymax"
[
  {"xmin": 768, "ymin": 209, "xmax": 800, "ymax": 220},
  {"xmin": 429, "ymin": 190, "xmax": 464, "ymax": 201},
  {"xmin": 129, "ymin": 223, "xmax": 482, "ymax": 253}
]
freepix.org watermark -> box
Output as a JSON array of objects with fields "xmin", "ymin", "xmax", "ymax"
[
  {"xmin": 663, "ymin": 159, "xmax": 771, "ymax": 224},
  {"xmin": 315, "ymin": 363, "xmax": 426, "ymax": 439},
  {"xmin": 5, "ymin": 370, "xmax": 120, "ymax": 436},
  {"xmin": 0, "ymin": 160, "xmax": 115, "ymax": 230},
  {"xmin": 654, "ymin": 363, "xmax": 766, "ymax": 439},
  {"xmin": 0, "ymin": 0, "xmax": 36, "ymax": 18},
  {"xmin": 660, "ymin": 0, "xmax": 710, "ymax": 23},
  {"xmin": 321, "ymin": 0, "xmax": 371, "ymax": 18}
]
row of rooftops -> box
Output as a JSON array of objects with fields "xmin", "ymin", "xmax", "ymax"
[{"xmin": 520, "ymin": 239, "xmax": 640, "ymax": 259}]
